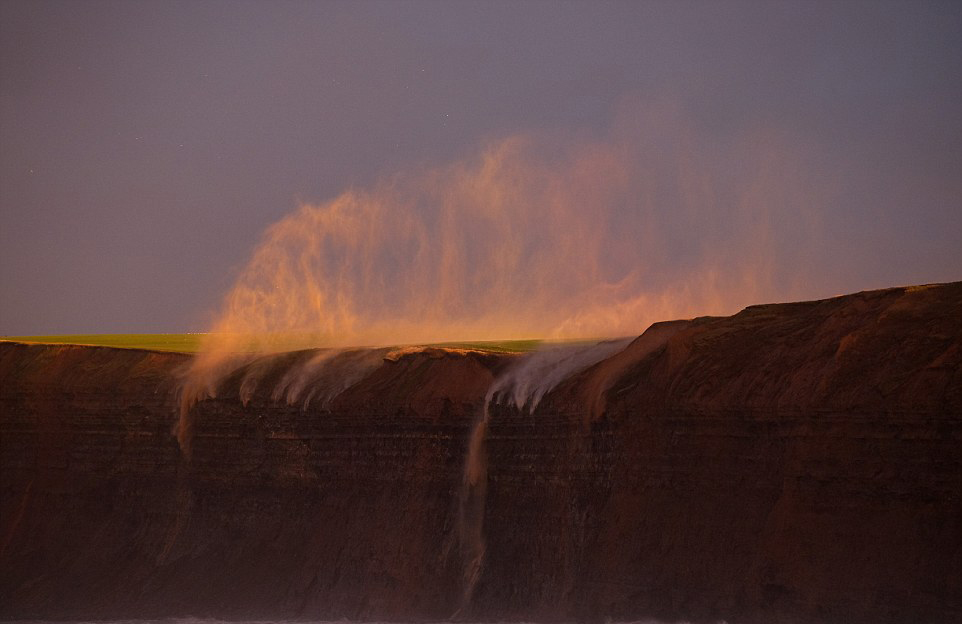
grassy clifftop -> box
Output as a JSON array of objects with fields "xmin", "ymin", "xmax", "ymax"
[{"xmin": 0, "ymin": 333, "xmax": 542, "ymax": 354}]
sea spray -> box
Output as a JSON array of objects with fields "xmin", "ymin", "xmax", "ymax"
[
  {"xmin": 184, "ymin": 103, "xmax": 825, "ymax": 424},
  {"xmin": 176, "ymin": 347, "xmax": 386, "ymax": 456},
  {"xmin": 458, "ymin": 397, "xmax": 492, "ymax": 609},
  {"xmin": 269, "ymin": 347, "xmax": 388, "ymax": 408},
  {"xmin": 456, "ymin": 338, "xmax": 635, "ymax": 609},
  {"xmin": 492, "ymin": 338, "xmax": 634, "ymax": 411}
]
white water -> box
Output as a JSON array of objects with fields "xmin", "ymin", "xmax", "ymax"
[
  {"xmin": 457, "ymin": 338, "xmax": 635, "ymax": 610},
  {"xmin": 487, "ymin": 338, "xmax": 634, "ymax": 412}
]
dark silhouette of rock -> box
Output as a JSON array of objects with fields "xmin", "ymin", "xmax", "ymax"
[{"xmin": 1, "ymin": 283, "xmax": 960, "ymax": 623}]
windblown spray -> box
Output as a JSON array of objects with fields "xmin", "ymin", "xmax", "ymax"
[
  {"xmin": 177, "ymin": 103, "xmax": 823, "ymax": 459},
  {"xmin": 456, "ymin": 338, "xmax": 635, "ymax": 608}
]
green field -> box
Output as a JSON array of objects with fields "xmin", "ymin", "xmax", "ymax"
[
  {"xmin": 431, "ymin": 339, "xmax": 542, "ymax": 353},
  {"xmin": 1, "ymin": 333, "xmax": 207, "ymax": 353},
  {"xmin": 1, "ymin": 334, "xmax": 542, "ymax": 354}
]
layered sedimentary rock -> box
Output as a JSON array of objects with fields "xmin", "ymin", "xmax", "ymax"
[{"xmin": 1, "ymin": 283, "xmax": 960, "ymax": 623}]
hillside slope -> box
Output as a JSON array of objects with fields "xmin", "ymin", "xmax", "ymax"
[{"xmin": 1, "ymin": 283, "xmax": 960, "ymax": 623}]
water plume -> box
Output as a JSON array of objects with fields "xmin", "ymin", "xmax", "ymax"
[
  {"xmin": 269, "ymin": 347, "xmax": 388, "ymax": 409},
  {"xmin": 457, "ymin": 337, "xmax": 636, "ymax": 609},
  {"xmin": 458, "ymin": 399, "xmax": 491, "ymax": 610},
  {"xmin": 179, "ymin": 101, "xmax": 823, "ymax": 452},
  {"xmin": 488, "ymin": 338, "xmax": 635, "ymax": 412}
]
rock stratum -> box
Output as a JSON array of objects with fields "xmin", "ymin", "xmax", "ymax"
[{"xmin": 1, "ymin": 283, "xmax": 961, "ymax": 623}]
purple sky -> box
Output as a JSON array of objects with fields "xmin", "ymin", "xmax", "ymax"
[{"xmin": 1, "ymin": 0, "xmax": 960, "ymax": 335}]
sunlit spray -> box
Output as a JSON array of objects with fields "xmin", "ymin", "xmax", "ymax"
[
  {"xmin": 176, "ymin": 347, "xmax": 386, "ymax": 458},
  {"xmin": 177, "ymin": 101, "xmax": 824, "ymax": 454},
  {"xmin": 458, "ymin": 396, "xmax": 491, "ymax": 610}
]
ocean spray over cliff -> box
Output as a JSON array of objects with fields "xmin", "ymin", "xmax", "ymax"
[
  {"xmin": 179, "ymin": 103, "xmax": 824, "ymax": 442},
  {"xmin": 457, "ymin": 337, "xmax": 636, "ymax": 608}
]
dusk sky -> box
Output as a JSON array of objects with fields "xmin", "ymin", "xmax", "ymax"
[{"xmin": 1, "ymin": 0, "xmax": 960, "ymax": 335}]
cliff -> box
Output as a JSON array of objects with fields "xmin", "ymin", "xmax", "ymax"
[{"xmin": 1, "ymin": 283, "xmax": 960, "ymax": 623}]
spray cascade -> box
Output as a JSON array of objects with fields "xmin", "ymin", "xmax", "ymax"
[
  {"xmin": 176, "ymin": 347, "xmax": 387, "ymax": 458},
  {"xmin": 488, "ymin": 338, "xmax": 635, "ymax": 412},
  {"xmin": 178, "ymin": 104, "xmax": 822, "ymax": 454},
  {"xmin": 457, "ymin": 338, "xmax": 635, "ymax": 609}
]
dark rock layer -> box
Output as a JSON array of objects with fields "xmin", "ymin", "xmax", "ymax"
[{"xmin": 1, "ymin": 283, "xmax": 960, "ymax": 623}]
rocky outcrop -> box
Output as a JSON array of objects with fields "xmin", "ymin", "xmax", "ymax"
[{"xmin": 1, "ymin": 283, "xmax": 960, "ymax": 623}]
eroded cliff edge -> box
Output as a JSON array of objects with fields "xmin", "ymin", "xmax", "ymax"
[{"xmin": 1, "ymin": 283, "xmax": 960, "ymax": 623}]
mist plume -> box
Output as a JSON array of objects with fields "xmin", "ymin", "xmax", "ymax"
[{"xmin": 178, "ymin": 103, "xmax": 823, "ymax": 450}]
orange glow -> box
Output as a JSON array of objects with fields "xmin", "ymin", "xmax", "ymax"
[{"xmin": 178, "ymin": 102, "xmax": 825, "ymax": 451}]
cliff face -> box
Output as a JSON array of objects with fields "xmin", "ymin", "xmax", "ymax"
[{"xmin": 1, "ymin": 283, "xmax": 960, "ymax": 623}]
